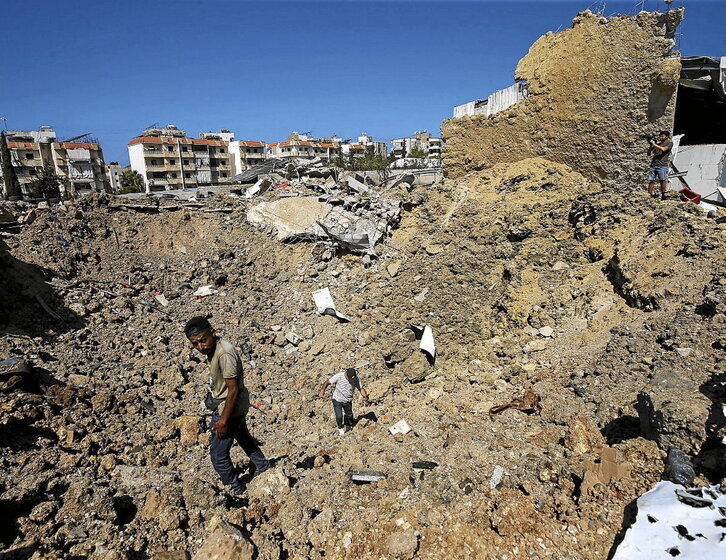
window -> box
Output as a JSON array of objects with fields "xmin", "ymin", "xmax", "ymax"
[
  {"xmin": 168, "ymin": 159, "xmax": 176, "ymax": 165},
  {"xmin": 25, "ymin": 153, "xmax": 34, "ymax": 160},
  {"xmin": 219, "ymin": 148, "xmax": 225, "ymax": 153},
  {"xmin": 222, "ymin": 172, "xmax": 227, "ymax": 178},
  {"xmin": 171, "ymin": 173, "xmax": 177, "ymax": 178},
  {"xmin": 185, "ymin": 173, "xmax": 191, "ymax": 179},
  {"xmin": 151, "ymin": 159, "xmax": 157, "ymax": 165},
  {"xmin": 29, "ymin": 168, "xmax": 36, "ymax": 175},
  {"xmin": 182, "ymin": 146, "xmax": 188, "ymax": 152},
  {"xmin": 184, "ymin": 160, "xmax": 189, "ymax": 165}
]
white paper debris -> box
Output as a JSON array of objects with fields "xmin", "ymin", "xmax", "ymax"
[
  {"xmin": 420, "ymin": 326, "xmax": 436, "ymax": 361},
  {"xmin": 193, "ymin": 285, "xmax": 217, "ymax": 297},
  {"xmin": 312, "ymin": 287, "xmax": 350, "ymax": 322},
  {"xmin": 154, "ymin": 294, "xmax": 169, "ymax": 307},
  {"xmin": 612, "ymin": 481, "xmax": 726, "ymax": 559},
  {"xmin": 389, "ymin": 419, "xmax": 412, "ymax": 436}
]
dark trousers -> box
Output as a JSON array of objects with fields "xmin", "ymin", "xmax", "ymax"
[
  {"xmin": 332, "ymin": 399, "xmax": 354, "ymax": 429},
  {"xmin": 209, "ymin": 413, "xmax": 269, "ymax": 487}
]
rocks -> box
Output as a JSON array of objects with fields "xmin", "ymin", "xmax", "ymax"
[
  {"xmin": 176, "ymin": 415, "xmax": 202, "ymax": 445},
  {"xmin": 637, "ymin": 370, "xmax": 711, "ymax": 455},
  {"xmin": 386, "ymin": 529, "xmax": 419, "ymax": 559},
  {"xmin": 193, "ymin": 518, "xmax": 253, "ymax": 560},
  {"xmin": 246, "ymin": 468, "xmax": 290, "ymax": 501}
]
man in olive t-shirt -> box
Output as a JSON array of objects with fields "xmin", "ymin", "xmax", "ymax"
[
  {"xmin": 647, "ymin": 130, "xmax": 673, "ymax": 200},
  {"xmin": 185, "ymin": 316, "xmax": 269, "ymax": 495}
]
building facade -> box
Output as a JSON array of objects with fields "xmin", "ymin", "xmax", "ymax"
[
  {"xmin": 52, "ymin": 141, "xmax": 110, "ymax": 194},
  {"xmin": 229, "ymin": 140, "xmax": 266, "ymax": 171},
  {"xmin": 1, "ymin": 126, "xmax": 109, "ymax": 197},
  {"xmin": 267, "ymin": 138, "xmax": 341, "ymax": 160},
  {"xmin": 127, "ymin": 125, "xmax": 235, "ymax": 191},
  {"xmin": 391, "ymin": 131, "xmax": 443, "ymax": 159}
]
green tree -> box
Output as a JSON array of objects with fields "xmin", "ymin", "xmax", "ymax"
[
  {"xmin": 408, "ymin": 147, "xmax": 428, "ymax": 159},
  {"xmin": 118, "ymin": 170, "xmax": 144, "ymax": 194},
  {"xmin": 0, "ymin": 131, "xmax": 21, "ymax": 198},
  {"xmin": 27, "ymin": 165, "xmax": 67, "ymax": 199}
]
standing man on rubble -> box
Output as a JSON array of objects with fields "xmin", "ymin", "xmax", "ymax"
[
  {"xmin": 185, "ymin": 316, "xmax": 269, "ymax": 495},
  {"xmin": 647, "ymin": 130, "xmax": 673, "ymax": 200},
  {"xmin": 319, "ymin": 368, "xmax": 369, "ymax": 435}
]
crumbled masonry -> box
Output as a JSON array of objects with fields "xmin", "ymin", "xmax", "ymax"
[{"xmin": 1, "ymin": 8, "xmax": 725, "ymax": 560}]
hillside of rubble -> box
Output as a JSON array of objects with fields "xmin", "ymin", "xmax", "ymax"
[{"xmin": 1, "ymin": 152, "xmax": 724, "ymax": 559}]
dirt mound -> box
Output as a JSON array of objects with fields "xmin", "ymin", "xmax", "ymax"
[
  {"xmin": 1, "ymin": 153, "xmax": 723, "ymax": 558},
  {"xmin": 442, "ymin": 9, "xmax": 683, "ymax": 187}
]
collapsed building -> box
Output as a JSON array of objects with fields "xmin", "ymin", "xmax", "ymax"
[{"xmin": 1, "ymin": 8, "xmax": 725, "ymax": 560}]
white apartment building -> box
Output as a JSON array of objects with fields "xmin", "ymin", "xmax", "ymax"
[
  {"xmin": 229, "ymin": 140, "xmax": 266, "ymax": 171},
  {"xmin": 391, "ymin": 131, "xmax": 443, "ymax": 159},
  {"xmin": 127, "ymin": 125, "xmax": 235, "ymax": 191},
  {"xmin": 1, "ymin": 126, "xmax": 109, "ymax": 197}
]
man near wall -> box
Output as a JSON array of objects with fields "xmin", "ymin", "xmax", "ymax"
[
  {"xmin": 185, "ymin": 316, "xmax": 269, "ymax": 495},
  {"xmin": 647, "ymin": 130, "xmax": 673, "ymax": 200}
]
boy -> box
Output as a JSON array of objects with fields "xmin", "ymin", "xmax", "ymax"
[{"xmin": 319, "ymin": 368, "xmax": 369, "ymax": 435}]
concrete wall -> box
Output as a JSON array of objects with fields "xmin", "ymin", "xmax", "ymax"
[
  {"xmin": 128, "ymin": 144, "xmax": 148, "ymax": 192},
  {"xmin": 442, "ymin": 9, "xmax": 684, "ymax": 188}
]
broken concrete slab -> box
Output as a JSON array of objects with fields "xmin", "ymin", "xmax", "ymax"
[{"xmin": 247, "ymin": 197, "xmax": 331, "ymax": 241}]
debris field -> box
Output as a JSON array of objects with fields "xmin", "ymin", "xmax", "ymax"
[{"xmin": 1, "ymin": 7, "xmax": 725, "ymax": 560}]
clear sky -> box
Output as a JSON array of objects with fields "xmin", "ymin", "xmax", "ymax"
[{"xmin": 2, "ymin": 0, "xmax": 724, "ymax": 164}]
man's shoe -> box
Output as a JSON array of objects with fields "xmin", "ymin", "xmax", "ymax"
[
  {"xmin": 230, "ymin": 483, "xmax": 244, "ymax": 496},
  {"xmin": 338, "ymin": 428, "xmax": 346, "ymax": 435}
]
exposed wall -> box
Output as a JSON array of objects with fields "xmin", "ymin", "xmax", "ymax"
[{"xmin": 442, "ymin": 9, "xmax": 683, "ymax": 186}]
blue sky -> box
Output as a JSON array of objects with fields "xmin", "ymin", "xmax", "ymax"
[{"xmin": 2, "ymin": 0, "xmax": 725, "ymax": 164}]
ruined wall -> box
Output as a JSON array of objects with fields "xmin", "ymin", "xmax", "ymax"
[{"xmin": 442, "ymin": 9, "xmax": 683, "ymax": 186}]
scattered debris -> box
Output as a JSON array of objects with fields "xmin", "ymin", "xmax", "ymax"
[
  {"xmin": 348, "ymin": 470, "xmax": 388, "ymax": 483},
  {"xmin": 389, "ymin": 419, "xmax": 412, "ymax": 436},
  {"xmin": 193, "ymin": 285, "xmax": 217, "ymax": 298},
  {"xmin": 312, "ymin": 287, "xmax": 350, "ymax": 322},
  {"xmin": 613, "ymin": 482, "xmax": 726, "ymax": 559},
  {"xmin": 489, "ymin": 388, "xmax": 542, "ymax": 417}
]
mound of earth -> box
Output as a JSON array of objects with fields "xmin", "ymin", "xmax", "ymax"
[{"xmin": 1, "ymin": 155, "xmax": 723, "ymax": 559}]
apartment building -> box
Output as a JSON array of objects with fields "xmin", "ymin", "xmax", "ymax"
[
  {"xmin": 1, "ymin": 126, "xmax": 109, "ymax": 197},
  {"xmin": 229, "ymin": 140, "xmax": 266, "ymax": 171},
  {"xmin": 355, "ymin": 133, "xmax": 388, "ymax": 158},
  {"xmin": 127, "ymin": 125, "xmax": 235, "ymax": 191},
  {"xmin": 267, "ymin": 138, "xmax": 341, "ymax": 160},
  {"xmin": 391, "ymin": 131, "xmax": 443, "ymax": 159},
  {"xmin": 105, "ymin": 163, "xmax": 127, "ymax": 193},
  {"xmin": 52, "ymin": 141, "xmax": 110, "ymax": 194}
]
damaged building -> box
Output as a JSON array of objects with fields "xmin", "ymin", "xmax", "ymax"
[{"xmin": 671, "ymin": 56, "xmax": 726, "ymax": 206}]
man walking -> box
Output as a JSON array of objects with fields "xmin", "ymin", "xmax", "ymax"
[
  {"xmin": 185, "ymin": 316, "xmax": 269, "ymax": 495},
  {"xmin": 319, "ymin": 368, "xmax": 369, "ymax": 435},
  {"xmin": 647, "ymin": 130, "xmax": 673, "ymax": 200}
]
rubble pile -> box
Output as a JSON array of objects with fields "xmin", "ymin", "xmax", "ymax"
[
  {"xmin": 2, "ymin": 8, "xmax": 725, "ymax": 560},
  {"xmin": 0, "ymin": 152, "xmax": 724, "ymax": 559},
  {"xmin": 442, "ymin": 9, "xmax": 683, "ymax": 187}
]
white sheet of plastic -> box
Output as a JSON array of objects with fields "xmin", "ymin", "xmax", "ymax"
[
  {"xmin": 312, "ymin": 287, "xmax": 350, "ymax": 322},
  {"xmin": 612, "ymin": 481, "xmax": 726, "ymax": 559}
]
